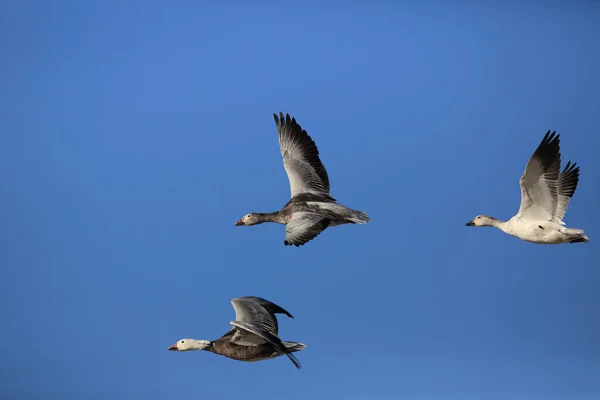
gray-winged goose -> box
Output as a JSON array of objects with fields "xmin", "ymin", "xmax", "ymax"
[
  {"xmin": 168, "ymin": 296, "xmax": 306, "ymax": 369},
  {"xmin": 235, "ymin": 112, "xmax": 370, "ymax": 247},
  {"xmin": 466, "ymin": 130, "xmax": 589, "ymax": 244}
]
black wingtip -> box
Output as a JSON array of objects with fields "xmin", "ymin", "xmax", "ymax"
[
  {"xmin": 532, "ymin": 130, "xmax": 562, "ymax": 173},
  {"xmin": 558, "ymin": 159, "xmax": 581, "ymax": 199},
  {"xmin": 274, "ymin": 111, "xmax": 297, "ymax": 127},
  {"xmin": 541, "ymin": 130, "xmax": 559, "ymax": 145},
  {"xmin": 283, "ymin": 240, "xmax": 303, "ymax": 247},
  {"xmin": 563, "ymin": 160, "xmax": 579, "ymax": 173}
]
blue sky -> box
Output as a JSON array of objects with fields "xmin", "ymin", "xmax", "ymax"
[{"xmin": 1, "ymin": 1, "xmax": 599, "ymax": 399}]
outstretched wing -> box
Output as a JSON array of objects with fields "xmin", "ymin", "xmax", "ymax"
[
  {"xmin": 274, "ymin": 112, "xmax": 331, "ymax": 198},
  {"xmin": 554, "ymin": 160, "xmax": 580, "ymax": 224},
  {"xmin": 516, "ymin": 131, "xmax": 561, "ymax": 221}
]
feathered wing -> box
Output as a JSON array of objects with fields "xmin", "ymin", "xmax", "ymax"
[
  {"xmin": 231, "ymin": 296, "xmax": 293, "ymax": 334},
  {"xmin": 516, "ymin": 130, "xmax": 561, "ymax": 221},
  {"xmin": 229, "ymin": 297, "xmax": 301, "ymax": 368},
  {"xmin": 229, "ymin": 327, "xmax": 268, "ymax": 346},
  {"xmin": 239, "ymin": 296, "xmax": 294, "ymax": 319},
  {"xmin": 554, "ymin": 160, "xmax": 580, "ymax": 224},
  {"xmin": 274, "ymin": 112, "xmax": 331, "ymax": 199},
  {"xmin": 229, "ymin": 321, "xmax": 302, "ymax": 368},
  {"xmin": 284, "ymin": 212, "xmax": 330, "ymax": 247},
  {"xmin": 218, "ymin": 327, "xmax": 265, "ymax": 346},
  {"xmin": 230, "ymin": 297, "xmax": 288, "ymax": 336}
]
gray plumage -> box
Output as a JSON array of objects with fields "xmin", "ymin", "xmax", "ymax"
[{"xmin": 235, "ymin": 112, "xmax": 370, "ymax": 247}]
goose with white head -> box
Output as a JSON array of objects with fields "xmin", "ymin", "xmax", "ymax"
[
  {"xmin": 168, "ymin": 296, "xmax": 306, "ymax": 369},
  {"xmin": 466, "ymin": 130, "xmax": 589, "ymax": 244},
  {"xmin": 234, "ymin": 112, "xmax": 370, "ymax": 247}
]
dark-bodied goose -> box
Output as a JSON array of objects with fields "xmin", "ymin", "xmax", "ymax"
[
  {"xmin": 235, "ymin": 112, "xmax": 370, "ymax": 247},
  {"xmin": 466, "ymin": 130, "xmax": 589, "ymax": 244},
  {"xmin": 168, "ymin": 296, "xmax": 306, "ymax": 369}
]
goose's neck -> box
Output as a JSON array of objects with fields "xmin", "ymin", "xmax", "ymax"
[
  {"xmin": 488, "ymin": 217, "xmax": 507, "ymax": 230},
  {"xmin": 256, "ymin": 212, "xmax": 285, "ymax": 224},
  {"xmin": 192, "ymin": 339, "xmax": 212, "ymax": 351}
]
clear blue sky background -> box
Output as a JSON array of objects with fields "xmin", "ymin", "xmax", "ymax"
[{"xmin": 1, "ymin": 1, "xmax": 599, "ymax": 399}]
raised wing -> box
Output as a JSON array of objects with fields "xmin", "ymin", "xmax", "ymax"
[
  {"xmin": 554, "ymin": 160, "xmax": 580, "ymax": 224},
  {"xmin": 230, "ymin": 296, "xmax": 293, "ymax": 337},
  {"xmin": 284, "ymin": 212, "xmax": 330, "ymax": 247},
  {"xmin": 229, "ymin": 297, "xmax": 301, "ymax": 368},
  {"xmin": 516, "ymin": 131, "xmax": 561, "ymax": 221},
  {"xmin": 239, "ymin": 296, "xmax": 294, "ymax": 319},
  {"xmin": 274, "ymin": 112, "xmax": 331, "ymax": 198}
]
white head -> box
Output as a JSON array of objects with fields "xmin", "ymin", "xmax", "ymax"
[
  {"xmin": 466, "ymin": 215, "xmax": 498, "ymax": 227},
  {"xmin": 168, "ymin": 339, "xmax": 211, "ymax": 352},
  {"xmin": 234, "ymin": 213, "xmax": 262, "ymax": 226}
]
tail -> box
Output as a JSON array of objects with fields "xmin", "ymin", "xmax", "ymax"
[
  {"xmin": 349, "ymin": 210, "xmax": 370, "ymax": 224},
  {"xmin": 564, "ymin": 228, "xmax": 590, "ymax": 243},
  {"xmin": 283, "ymin": 341, "xmax": 306, "ymax": 353},
  {"xmin": 281, "ymin": 342, "xmax": 306, "ymax": 369}
]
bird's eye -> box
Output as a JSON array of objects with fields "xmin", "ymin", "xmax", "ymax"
[{"xmin": 181, "ymin": 340, "xmax": 185, "ymax": 343}]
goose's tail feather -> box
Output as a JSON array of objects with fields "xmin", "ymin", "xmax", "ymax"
[
  {"xmin": 564, "ymin": 228, "xmax": 590, "ymax": 243},
  {"xmin": 349, "ymin": 210, "xmax": 370, "ymax": 224},
  {"xmin": 283, "ymin": 341, "xmax": 307, "ymax": 353},
  {"xmin": 281, "ymin": 341, "xmax": 306, "ymax": 369}
]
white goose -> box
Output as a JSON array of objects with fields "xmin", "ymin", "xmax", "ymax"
[{"xmin": 466, "ymin": 130, "xmax": 589, "ymax": 244}]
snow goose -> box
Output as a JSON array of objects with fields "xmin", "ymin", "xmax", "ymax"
[
  {"xmin": 168, "ymin": 296, "xmax": 306, "ymax": 369},
  {"xmin": 235, "ymin": 112, "xmax": 370, "ymax": 247},
  {"xmin": 466, "ymin": 130, "xmax": 589, "ymax": 244}
]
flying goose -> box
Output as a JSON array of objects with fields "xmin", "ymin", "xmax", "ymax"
[
  {"xmin": 235, "ymin": 112, "xmax": 370, "ymax": 247},
  {"xmin": 168, "ymin": 296, "xmax": 306, "ymax": 369},
  {"xmin": 466, "ymin": 130, "xmax": 589, "ymax": 244}
]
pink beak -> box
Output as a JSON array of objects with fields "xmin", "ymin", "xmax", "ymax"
[{"xmin": 168, "ymin": 344, "xmax": 178, "ymax": 351}]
